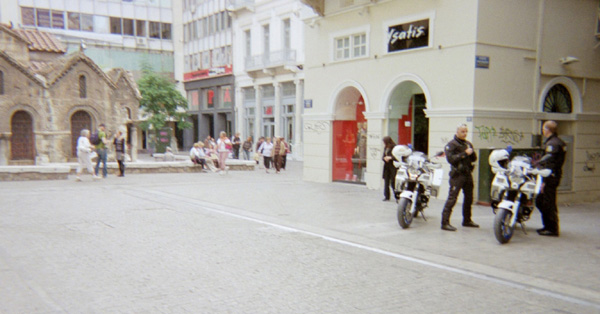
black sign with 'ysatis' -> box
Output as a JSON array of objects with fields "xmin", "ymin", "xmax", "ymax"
[{"xmin": 387, "ymin": 19, "xmax": 430, "ymax": 53}]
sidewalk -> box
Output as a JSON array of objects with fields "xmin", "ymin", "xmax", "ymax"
[{"xmin": 0, "ymin": 160, "xmax": 599, "ymax": 312}]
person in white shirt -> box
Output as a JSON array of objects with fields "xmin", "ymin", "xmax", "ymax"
[
  {"xmin": 258, "ymin": 137, "xmax": 274, "ymax": 173},
  {"xmin": 189, "ymin": 142, "xmax": 207, "ymax": 169},
  {"xmin": 76, "ymin": 129, "xmax": 100, "ymax": 181},
  {"xmin": 216, "ymin": 131, "xmax": 231, "ymax": 174}
]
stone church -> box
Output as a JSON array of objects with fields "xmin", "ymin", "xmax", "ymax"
[{"xmin": 0, "ymin": 24, "xmax": 141, "ymax": 165}]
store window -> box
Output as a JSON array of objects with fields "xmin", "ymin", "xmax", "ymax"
[
  {"xmin": 221, "ymin": 86, "xmax": 233, "ymax": 108},
  {"xmin": 543, "ymin": 84, "xmax": 572, "ymax": 113},
  {"xmin": 243, "ymin": 87, "xmax": 256, "ymax": 138},
  {"xmin": 204, "ymin": 88, "xmax": 216, "ymax": 108},
  {"xmin": 188, "ymin": 90, "xmax": 199, "ymax": 111}
]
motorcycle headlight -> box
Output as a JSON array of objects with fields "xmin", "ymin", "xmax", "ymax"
[
  {"xmin": 407, "ymin": 166, "xmax": 419, "ymax": 179},
  {"xmin": 509, "ymin": 167, "xmax": 524, "ymax": 188}
]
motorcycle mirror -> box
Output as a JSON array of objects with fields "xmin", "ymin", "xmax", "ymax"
[{"xmin": 538, "ymin": 169, "xmax": 552, "ymax": 177}]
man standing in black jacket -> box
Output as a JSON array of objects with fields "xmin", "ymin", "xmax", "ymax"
[
  {"xmin": 440, "ymin": 124, "xmax": 479, "ymax": 231},
  {"xmin": 535, "ymin": 120, "xmax": 566, "ymax": 237}
]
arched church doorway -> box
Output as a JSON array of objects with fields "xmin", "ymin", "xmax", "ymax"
[
  {"xmin": 10, "ymin": 111, "xmax": 35, "ymax": 161},
  {"xmin": 71, "ymin": 110, "xmax": 92, "ymax": 157},
  {"xmin": 332, "ymin": 87, "xmax": 367, "ymax": 183},
  {"xmin": 387, "ymin": 81, "xmax": 428, "ymax": 154}
]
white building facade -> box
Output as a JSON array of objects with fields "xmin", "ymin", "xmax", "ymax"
[
  {"xmin": 301, "ymin": 0, "xmax": 600, "ymax": 204},
  {"xmin": 231, "ymin": 0, "xmax": 313, "ymax": 159}
]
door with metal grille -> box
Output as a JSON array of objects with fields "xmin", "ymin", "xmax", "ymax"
[
  {"xmin": 71, "ymin": 111, "xmax": 92, "ymax": 157},
  {"xmin": 10, "ymin": 111, "xmax": 34, "ymax": 160}
]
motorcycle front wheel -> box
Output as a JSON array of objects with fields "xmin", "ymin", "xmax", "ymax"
[
  {"xmin": 397, "ymin": 198, "xmax": 413, "ymax": 229},
  {"xmin": 494, "ymin": 208, "xmax": 514, "ymax": 244}
]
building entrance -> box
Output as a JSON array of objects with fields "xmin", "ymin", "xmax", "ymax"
[
  {"xmin": 10, "ymin": 111, "xmax": 35, "ymax": 161},
  {"xmin": 387, "ymin": 81, "xmax": 429, "ymax": 155}
]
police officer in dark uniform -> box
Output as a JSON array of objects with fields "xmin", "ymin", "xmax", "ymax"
[
  {"xmin": 535, "ymin": 120, "xmax": 566, "ymax": 237},
  {"xmin": 440, "ymin": 124, "xmax": 479, "ymax": 231}
]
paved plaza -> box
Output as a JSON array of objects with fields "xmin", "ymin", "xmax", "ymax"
[{"xmin": 1, "ymin": 160, "xmax": 599, "ymax": 313}]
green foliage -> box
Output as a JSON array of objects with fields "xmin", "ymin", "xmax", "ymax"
[{"xmin": 137, "ymin": 63, "xmax": 192, "ymax": 131}]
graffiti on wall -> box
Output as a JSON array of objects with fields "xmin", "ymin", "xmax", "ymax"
[
  {"xmin": 369, "ymin": 147, "xmax": 382, "ymax": 159},
  {"xmin": 304, "ymin": 121, "xmax": 330, "ymax": 135},
  {"xmin": 474, "ymin": 125, "xmax": 525, "ymax": 145},
  {"xmin": 584, "ymin": 150, "xmax": 600, "ymax": 172}
]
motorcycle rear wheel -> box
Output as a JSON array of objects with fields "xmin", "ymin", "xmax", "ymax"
[
  {"xmin": 397, "ymin": 198, "xmax": 413, "ymax": 229},
  {"xmin": 494, "ymin": 208, "xmax": 514, "ymax": 244}
]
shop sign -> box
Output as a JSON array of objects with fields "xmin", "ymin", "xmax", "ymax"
[
  {"xmin": 304, "ymin": 99, "xmax": 313, "ymax": 108},
  {"xmin": 387, "ymin": 19, "xmax": 430, "ymax": 53},
  {"xmin": 184, "ymin": 65, "xmax": 232, "ymax": 82},
  {"xmin": 475, "ymin": 56, "xmax": 490, "ymax": 69}
]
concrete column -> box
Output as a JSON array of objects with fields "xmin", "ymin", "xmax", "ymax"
[
  {"xmin": 254, "ymin": 85, "xmax": 262, "ymax": 139},
  {"xmin": 293, "ymin": 79, "xmax": 304, "ymax": 160},
  {"xmin": 0, "ymin": 133, "xmax": 11, "ymax": 165},
  {"xmin": 363, "ymin": 112, "xmax": 386, "ymax": 190},
  {"xmin": 273, "ymin": 82, "xmax": 281, "ymax": 137},
  {"xmin": 130, "ymin": 125, "xmax": 138, "ymax": 162},
  {"xmin": 235, "ymin": 86, "xmax": 244, "ymax": 139}
]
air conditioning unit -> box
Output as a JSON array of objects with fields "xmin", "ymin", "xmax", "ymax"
[{"xmin": 136, "ymin": 38, "xmax": 147, "ymax": 47}]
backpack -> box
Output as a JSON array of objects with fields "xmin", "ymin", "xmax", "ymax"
[{"xmin": 90, "ymin": 132, "xmax": 101, "ymax": 145}]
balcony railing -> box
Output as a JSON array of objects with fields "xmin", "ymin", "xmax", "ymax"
[
  {"xmin": 245, "ymin": 49, "xmax": 297, "ymax": 72},
  {"xmin": 229, "ymin": 0, "xmax": 254, "ymax": 11}
]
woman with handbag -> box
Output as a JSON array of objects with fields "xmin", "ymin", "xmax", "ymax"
[{"xmin": 216, "ymin": 131, "xmax": 232, "ymax": 174}]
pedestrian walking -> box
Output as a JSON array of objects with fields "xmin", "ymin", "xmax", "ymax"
[
  {"xmin": 535, "ymin": 120, "xmax": 566, "ymax": 237},
  {"xmin": 113, "ymin": 127, "xmax": 127, "ymax": 177},
  {"xmin": 381, "ymin": 136, "xmax": 397, "ymax": 201},
  {"xmin": 232, "ymin": 132, "xmax": 241, "ymax": 159},
  {"xmin": 281, "ymin": 137, "xmax": 290, "ymax": 170},
  {"xmin": 255, "ymin": 136, "xmax": 265, "ymax": 166},
  {"xmin": 440, "ymin": 123, "xmax": 479, "ymax": 231},
  {"xmin": 272, "ymin": 137, "xmax": 285, "ymax": 173},
  {"xmin": 258, "ymin": 137, "xmax": 273, "ymax": 173},
  {"xmin": 94, "ymin": 123, "xmax": 108, "ymax": 178},
  {"xmin": 242, "ymin": 136, "xmax": 253, "ymax": 160},
  {"xmin": 75, "ymin": 129, "xmax": 100, "ymax": 181}
]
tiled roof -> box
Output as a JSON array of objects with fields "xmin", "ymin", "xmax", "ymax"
[{"xmin": 12, "ymin": 28, "xmax": 66, "ymax": 53}]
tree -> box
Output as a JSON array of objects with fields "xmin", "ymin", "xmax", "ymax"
[
  {"xmin": 137, "ymin": 63, "xmax": 191, "ymax": 153},
  {"xmin": 137, "ymin": 63, "xmax": 191, "ymax": 132}
]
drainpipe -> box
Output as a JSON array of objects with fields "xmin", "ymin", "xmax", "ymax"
[{"xmin": 533, "ymin": 0, "xmax": 545, "ymax": 129}]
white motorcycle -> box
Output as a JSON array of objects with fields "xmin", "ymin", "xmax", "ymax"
[
  {"xmin": 392, "ymin": 146, "xmax": 444, "ymax": 229},
  {"xmin": 488, "ymin": 149, "xmax": 552, "ymax": 244}
]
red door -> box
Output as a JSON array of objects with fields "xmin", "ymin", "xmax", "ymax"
[
  {"xmin": 71, "ymin": 111, "xmax": 92, "ymax": 157},
  {"xmin": 10, "ymin": 111, "xmax": 35, "ymax": 160}
]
